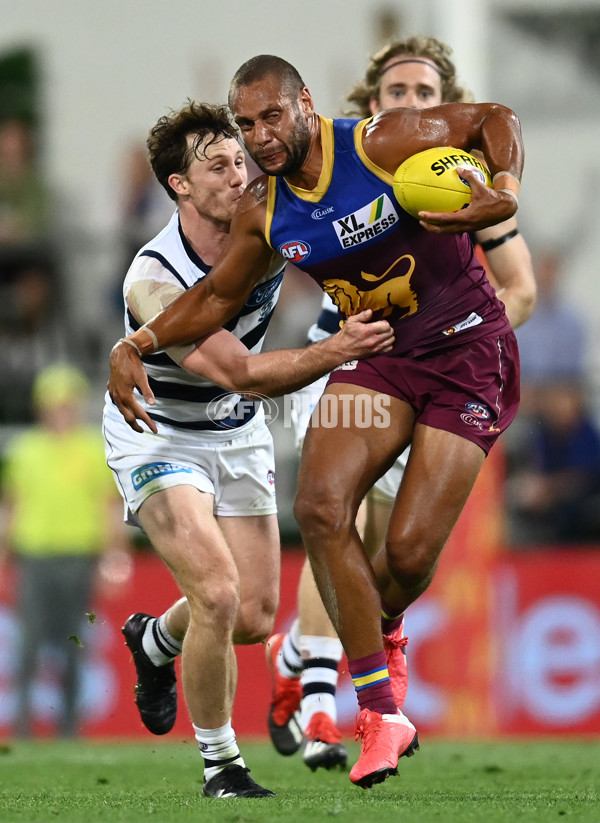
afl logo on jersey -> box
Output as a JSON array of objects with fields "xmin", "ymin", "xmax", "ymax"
[
  {"xmin": 464, "ymin": 402, "xmax": 491, "ymax": 420},
  {"xmin": 278, "ymin": 240, "xmax": 311, "ymax": 262}
]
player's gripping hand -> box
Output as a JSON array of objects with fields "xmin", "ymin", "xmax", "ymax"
[
  {"xmin": 108, "ymin": 340, "xmax": 158, "ymax": 433},
  {"xmin": 333, "ymin": 309, "xmax": 395, "ymax": 359},
  {"xmin": 419, "ymin": 167, "xmax": 518, "ymax": 234}
]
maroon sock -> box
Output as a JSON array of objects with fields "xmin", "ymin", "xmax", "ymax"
[
  {"xmin": 348, "ymin": 651, "xmax": 398, "ymax": 715},
  {"xmin": 381, "ymin": 600, "xmax": 404, "ymax": 636}
]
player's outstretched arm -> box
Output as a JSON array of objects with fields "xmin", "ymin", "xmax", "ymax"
[
  {"xmin": 476, "ymin": 217, "xmax": 536, "ymax": 329},
  {"xmin": 180, "ymin": 309, "xmax": 394, "ymax": 397}
]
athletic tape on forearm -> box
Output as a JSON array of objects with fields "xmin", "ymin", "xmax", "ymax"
[
  {"xmin": 492, "ymin": 171, "xmax": 520, "ymax": 203},
  {"xmin": 492, "ymin": 171, "xmax": 521, "ymax": 187},
  {"xmin": 138, "ymin": 325, "xmax": 159, "ymax": 351},
  {"xmin": 498, "ymin": 188, "xmax": 519, "ymax": 205},
  {"xmin": 118, "ymin": 337, "xmax": 143, "ymax": 356}
]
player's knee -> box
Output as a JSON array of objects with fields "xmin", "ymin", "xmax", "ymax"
[
  {"xmin": 386, "ymin": 536, "xmax": 437, "ymax": 591},
  {"xmin": 233, "ymin": 599, "xmax": 277, "ymax": 645},
  {"xmin": 294, "ymin": 488, "xmax": 350, "ymax": 541},
  {"xmin": 293, "ymin": 487, "xmax": 315, "ymax": 532},
  {"xmin": 187, "ymin": 577, "xmax": 240, "ymax": 632}
]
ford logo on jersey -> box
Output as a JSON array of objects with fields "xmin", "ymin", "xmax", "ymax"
[{"xmin": 278, "ymin": 240, "xmax": 311, "ymax": 262}]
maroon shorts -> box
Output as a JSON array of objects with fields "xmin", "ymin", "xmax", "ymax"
[{"xmin": 327, "ymin": 331, "xmax": 520, "ymax": 455}]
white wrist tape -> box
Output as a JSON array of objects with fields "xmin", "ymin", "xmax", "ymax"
[{"xmin": 119, "ymin": 337, "xmax": 142, "ymax": 357}]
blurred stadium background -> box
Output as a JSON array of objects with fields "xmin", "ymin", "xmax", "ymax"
[{"xmin": 1, "ymin": 0, "xmax": 599, "ymax": 741}]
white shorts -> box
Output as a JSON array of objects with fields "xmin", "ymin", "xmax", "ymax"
[
  {"xmin": 290, "ymin": 380, "xmax": 410, "ymax": 501},
  {"xmin": 289, "ymin": 376, "xmax": 330, "ymax": 452},
  {"xmin": 369, "ymin": 447, "xmax": 409, "ymax": 502},
  {"xmin": 103, "ymin": 398, "xmax": 277, "ymax": 526}
]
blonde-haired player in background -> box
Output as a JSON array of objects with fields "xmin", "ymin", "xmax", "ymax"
[{"xmin": 265, "ymin": 35, "xmax": 536, "ymax": 771}]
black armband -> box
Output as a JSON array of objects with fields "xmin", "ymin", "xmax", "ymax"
[{"xmin": 479, "ymin": 228, "xmax": 519, "ymax": 252}]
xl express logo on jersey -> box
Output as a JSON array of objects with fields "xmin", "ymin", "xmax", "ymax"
[{"xmin": 334, "ymin": 193, "xmax": 398, "ymax": 249}]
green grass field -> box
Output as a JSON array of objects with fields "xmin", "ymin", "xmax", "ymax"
[{"xmin": 1, "ymin": 737, "xmax": 599, "ymax": 823}]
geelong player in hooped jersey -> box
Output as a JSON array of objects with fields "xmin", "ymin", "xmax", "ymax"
[
  {"xmin": 108, "ymin": 58, "xmax": 524, "ymax": 790},
  {"xmin": 111, "ymin": 209, "xmax": 285, "ymax": 435},
  {"xmin": 102, "ymin": 101, "xmax": 394, "ymax": 800}
]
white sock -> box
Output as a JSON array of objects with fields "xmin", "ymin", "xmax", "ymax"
[
  {"xmin": 141, "ymin": 613, "xmax": 183, "ymax": 666},
  {"xmin": 300, "ymin": 635, "xmax": 343, "ymax": 729},
  {"xmin": 277, "ymin": 619, "xmax": 303, "ymax": 678},
  {"xmin": 193, "ymin": 721, "xmax": 245, "ymax": 782}
]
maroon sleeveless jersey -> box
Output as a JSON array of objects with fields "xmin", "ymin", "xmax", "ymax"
[{"xmin": 266, "ymin": 117, "xmax": 511, "ymax": 357}]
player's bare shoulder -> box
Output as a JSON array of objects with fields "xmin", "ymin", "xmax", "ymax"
[
  {"xmin": 361, "ymin": 108, "xmax": 423, "ymax": 174},
  {"xmin": 228, "ymin": 173, "xmax": 274, "ymax": 265},
  {"xmin": 229, "ymin": 173, "xmax": 271, "ymax": 248},
  {"xmin": 237, "ymin": 174, "xmax": 269, "ymax": 215}
]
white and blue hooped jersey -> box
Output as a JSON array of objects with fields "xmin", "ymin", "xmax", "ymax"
[{"xmin": 122, "ymin": 211, "xmax": 284, "ymax": 431}]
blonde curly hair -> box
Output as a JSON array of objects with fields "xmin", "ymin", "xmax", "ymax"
[{"xmin": 345, "ymin": 35, "xmax": 471, "ymax": 117}]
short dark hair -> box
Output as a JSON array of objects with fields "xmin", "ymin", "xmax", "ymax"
[
  {"xmin": 147, "ymin": 100, "xmax": 240, "ymax": 201},
  {"xmin": 229, "ymin": 55, "xmax": 305, "ymax": 104},
  {"xmin": 345, "ymin": 36, "xmax": 470, "ymax": 117}
]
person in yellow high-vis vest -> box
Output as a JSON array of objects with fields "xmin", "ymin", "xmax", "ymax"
[{"xmin": 0, "ymin": 363, "xmax": 129, "ymax": 737}]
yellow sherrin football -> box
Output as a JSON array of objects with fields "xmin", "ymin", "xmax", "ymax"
[{"xmin": 393, "ymin": 146, "xmax": 492, "ymax": 219}]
